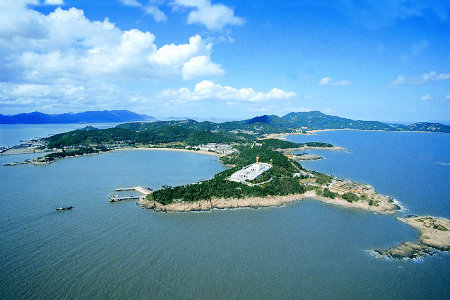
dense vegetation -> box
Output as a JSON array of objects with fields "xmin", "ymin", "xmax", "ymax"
[
  {"xmin": 41, "ymin": 146, "xmax": 110, "ymax": 162},
  {"xmin": 304, "ymin": 142, "xmax": 334, "ymax": 148},
  {"xmin": 220, "ymin": 147, "xmax": 303, "ymax": 172},
  {"xmin": 148, "ymin": 147, "xmax": 306, "ymax": 205},
  {"xmin": 342, "ymin": 192, "xmax": 359, "ymax": 202},
  {"xmin": 46, "ymin": 125, "xmax": 249, "ymax": 148},
  {"xmin": 259, "ymin": 138, "xmax": 302, "ymax": 149},
  {"xmin": 322, "ymin": 188, "xmax": 337, "ymax": 199},
  {"xmin": 311, "ymin": 171, "xmax": 333, "ymax": 185},
  {"xmin": 44, "ymin": 110, "xmax": 449, "ymax": 150},
  {"xmin": 258, "ymin": 139, "xmax": 333, "ymax": 149}
]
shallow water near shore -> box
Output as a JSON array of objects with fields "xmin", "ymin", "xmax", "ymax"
[{"xmin": 1, "ymin": 127, "xmax": 449, "ymax": 299}]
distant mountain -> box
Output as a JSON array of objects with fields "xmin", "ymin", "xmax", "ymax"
[
  {"xmin": 221, "ymin": 111, "xmax": 449, "ymax": 133},
  {"xmin": 116, "ymin": 111, "xmax": 449, "ymax": 134},
  {"xmin": 0, "ymin": 110, "xmax": 154, "ymax": 124},
  {"xmin": 403, "ymin": 122, "xmax": 450, "ymax": 133},
  {"xmin": 279, "ymin": 111, "xmax": 396, "ymax": 130}
]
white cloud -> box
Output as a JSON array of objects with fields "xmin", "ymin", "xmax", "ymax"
[
  {"xmin": 319, "ymin": 77, "xmax": 331, "ymax": 85},
  {"xmin": 391, "ymin": 71, "xmax": 450, "ymax": 85},
  {"xmin": 333, "ymin": 80, "xmax": 351, "ymax": 86},
  {"xmin": 182, "ymin": 56, "xmax": 224, "ymax": 80},
  {"xmin": 44, "ymin": 0, "xmax": 64, "ymax": 5},
  {"xmin": 319, "ymin": 77, "xmax": 351, "ymax": 86},
  {"xmin": 143, "ymin": 5, "xmax": 168, "ymax": 22},
  {"xmin": 159, "ymin": 80, "xmax": 296, "ymax": 103},
  {"xmin": 120, "ymin": 0, "xmax": 141, "ymax": 7},
  {"xmin": 420, "ymin": 94, "xmax": 432, "ymax": 101},
  {"xmin": 0, "ymin": 1, "xmax": 226, "ymax": 112},
  {"xmin": 119, "ymin": 0, "xmax": 167, "ymax": 22},
  {"xmin": 173, "ymin": 0, "xmax": 244, "ymax": 31},
  {"xmin": 0, "ymin": 3, "xmax": 222, "ymax": 82},
  {"xmin": 391, "ymin": 75, "xmax": 406, "ymax": 85},
  {"xmin": 0, "ymin": 81, "xmax": 159, "ymax": 114}
]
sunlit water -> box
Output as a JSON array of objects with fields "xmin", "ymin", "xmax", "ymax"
[{"xmin": 0, "ymin": 126, "xmax": 449, "ymax": 299}]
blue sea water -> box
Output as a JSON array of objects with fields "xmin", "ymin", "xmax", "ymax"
[
  {"xmin": 0, "ymin": 123, "xmax": 121, "ymax": 147},
  {"xmin": 0, "ymin": 126, "xmax": 449, "ymax": 299},
  {"xmin": 288, "ymin": 130, "xmax": 450, "ymax": 218}
]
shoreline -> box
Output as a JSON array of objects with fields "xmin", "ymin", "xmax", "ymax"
[
  {"xmin": 138, "ymin": 190, "xmax": 398, "ymax": 214},
  {"xmin": 398, "ymin": 216, "xmax": 450, "ymax": 251},
  {"xmin": 280, "ymin": 145, "xmax": 346, "ymax": 151},
  {"xmin": 264, "ymin": 129, "xmax": 444, "ymax": 140},
  {"xmin": 306, "ymin": 128, "xmax": 444, "ymax": 134},
  {"xmin": 114, "ymin": 147, "xmax": 223, "ymax": 157},
  {"xmin": 373, "ymin": 216, "xmax": 449, "ymax": 259}
]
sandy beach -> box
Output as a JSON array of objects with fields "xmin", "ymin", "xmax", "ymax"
[{"xmin": 115, "ymin": 147, "xmax": 223, "ymax": 157}]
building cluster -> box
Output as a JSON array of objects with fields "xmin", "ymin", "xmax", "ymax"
[
  {"xmin": 187, "ymin": 143, "xmax": 238, "ymax": 155},
  {"xmin": 328, "ymin": 179, "xmax": 372, "ymax": 195}
]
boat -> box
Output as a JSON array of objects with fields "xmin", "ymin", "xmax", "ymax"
[{"xmin": 56, "ymin": 206, "xmax": 73, "ymax": 211}]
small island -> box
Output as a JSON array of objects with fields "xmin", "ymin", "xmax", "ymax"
[{"xmin": 373, "ymin": 216, "xmax": 449, "ymax": 259}]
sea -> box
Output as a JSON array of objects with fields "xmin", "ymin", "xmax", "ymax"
[{"xmin": 0, "ymin": 125, "xmax": 449, "ymax": 299}]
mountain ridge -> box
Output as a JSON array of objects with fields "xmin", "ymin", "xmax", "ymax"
[
  {"xmin": 117, "ymin": 111, "xmax": 449, "ymax": 134},
  {"xmin": 0, "ymin": 110, "xmax": 154, "ymax": 124},
  {"xmin": 1, "ymin": 110, "xmax": 448, "ymax": 133}
]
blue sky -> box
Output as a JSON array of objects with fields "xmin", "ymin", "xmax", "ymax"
[{"xmin": 0, "ymin": 0, "xmax": 449, "ymax": 122}]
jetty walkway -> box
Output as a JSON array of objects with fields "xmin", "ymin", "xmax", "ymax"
[{"xmin": 109, "ymin": 186, "xmax": 152, "ymax": 202}]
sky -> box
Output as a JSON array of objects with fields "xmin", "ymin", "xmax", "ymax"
[{"xmin": 0, "ymin": 0, "xmax": 449, "ymax": 122}]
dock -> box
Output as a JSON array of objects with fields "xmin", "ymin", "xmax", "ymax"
[
  {"xmin": 114, "ymin": 186, "xmax": 152, "ymax": 195},
  {"xmin": 108, "ymin": 195, "xmax": 141, "ymax": 202},
  {"xmin": 109, "ymin": 186, "xmax": 152, "ymax": 202}
]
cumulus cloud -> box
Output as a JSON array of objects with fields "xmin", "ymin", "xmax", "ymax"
[
  {"xmin": 0, "ymin": 1, "xmax": 226, "ymax": 112},
  {"xmin": 391, "ymin": 71, "xmax": 450, "ymax": 85},
  {"xmin": 420, "ymin": 94, "xmax": 431, "ymax": 101},
  {"xmin": 0, "ymin": 3, "xmax": 223, "ymax": 83},
  {"xmin": 182, "ymin": 56, "xmax": 224, "ymax": 80},
  {"xmin": 319, "ymin": 77, "xmax": 351, "ymax": 86},
  {"xmin": 173, "ymin": 0, "xmax": 244, "ymax": 31},
  {"xmin": 159, "ymin": 80, "xmax": 296, "ymax": 103}
]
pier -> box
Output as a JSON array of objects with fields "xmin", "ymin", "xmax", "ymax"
[
  {"xmin": 108, "ymin": 195, "xmax": 141, "ymax": 202},
  {"xmin": 114, "ymin": 186, "xmax": 152, "ymax": 195},
  {"xmin": 109, "ymin": 186, "xmax": 152, "ymax": 202}
]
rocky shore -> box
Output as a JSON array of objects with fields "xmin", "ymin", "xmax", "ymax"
[
  {"xmin": 138, "ymin": 190, "xmax": 399, "ymax": 214},
  {"xmin": 373, "ymin": 216, "xmax": 449, "ymax": 259}
]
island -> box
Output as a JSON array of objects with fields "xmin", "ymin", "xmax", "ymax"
[
  {"xmin": 2, "ymin": 111, "xmax": 449, "ymax": 259},
  {"xmin": 140, "ymin": 146, "xmax": 398, "ymax": 215}
]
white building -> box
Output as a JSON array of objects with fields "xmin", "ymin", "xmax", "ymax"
[{"xmin": 228, "ymin": 156, "xmax": 272, "ymax": 184}]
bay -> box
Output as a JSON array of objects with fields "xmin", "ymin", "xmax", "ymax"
[{"xmin": 0, "ymin": 127, "xmax": 449, "ymax": 299}]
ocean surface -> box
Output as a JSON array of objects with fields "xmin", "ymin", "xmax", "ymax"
[
  {"xmin": 0, "ymin": 126, "xmax": 449, "ymax": 299},
  {"xmin": 0, "ymin": 123, "xmax": 121, "ymax": 147}
]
